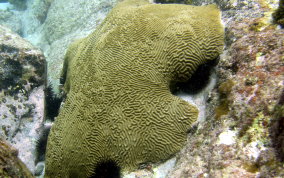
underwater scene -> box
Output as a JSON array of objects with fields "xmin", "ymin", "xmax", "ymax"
[{"xmin": 0, "ymin": 0, "xmax": 283, "ymax": 177}]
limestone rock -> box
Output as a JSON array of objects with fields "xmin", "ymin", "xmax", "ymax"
[
  {"xmin": 0, "ymin": 25, "xmax": 46, "ymax": 173},
  {"xmin": 0, "ymin": 0, "xmax": 50, "ymax": 37},
  {"xmin": 0, "ymin": 8, "xmax": 22, "ymax": 34},
  {"xmin": 8, "ymin": 0, "xmax": 27, "ymax": 10},
  {"xmin": 21, "ymin": 0, "xmax": 51, "ymax": 38}
]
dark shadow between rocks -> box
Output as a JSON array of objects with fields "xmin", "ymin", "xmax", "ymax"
[
  {"xmin": 90, "ymin": 160, "xmax": 121, "ymax": 178},
  {"xmin": 35, "ymin": 83, "xmax": 62, "ymax": 173},
  {"xmin": 272, "ymin": 0, "xmax": 284, "ymax": 28},
  {"xmin": 270, "ymin": 90, "xmax": 284, "ymax": 162},
  {"xmin": 45, "ymin": 83, "xmax": 62, "ymax": 122},
  {"xmin": 35, "ymin": 124, "xmax": 51, "ymax": 165}
]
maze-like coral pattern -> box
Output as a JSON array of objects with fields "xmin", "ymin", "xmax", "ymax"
[{"xmin": 45, "ymin": 0, "xmax": 224, "ymax": 177}]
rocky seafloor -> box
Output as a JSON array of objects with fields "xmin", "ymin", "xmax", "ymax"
[{"xmin": 0, "ymin": 0, "xmax": 283, "ymax": 177}]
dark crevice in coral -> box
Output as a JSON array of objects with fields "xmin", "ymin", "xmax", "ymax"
[
  {"xmin": 187, "ymin": 122, "xmax": 198, "ymax": 134},
  {"xmin": 45, "ymin": 83, "xmax": 62, "ymax": 122},
  {"xmin": 272, "ymin": 0, "xmax": 284, "ymax": 28},
  {"xmin": 35, "ymin": 82, "xmax": 62, "ymax": 167},
  {"xmin": 35, "ymin": 123, "xmax": 51, "ymax": 164},
  {"xmin": 90, "ymin": 160, "xmax": 121, "ymax": 178},
  {"xmin": 270, "ymin": 90, "xmax": 284, "ymax": 162},
  {"xmin": 170, "ymin": 57, "xmax": 219, "ymax": 95},
  {"xmin": 60, "ymin": 61, "xmax": 67, "ymax": 87}
]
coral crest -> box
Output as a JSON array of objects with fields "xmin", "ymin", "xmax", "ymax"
[{"xmin": 45, "ymin": 0, "xmax": 224, "ymax": 177}]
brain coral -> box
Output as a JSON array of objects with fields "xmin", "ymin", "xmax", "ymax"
[{"xmin": 45, "ymin": 0, "xmax": 224, "ymax": 177}]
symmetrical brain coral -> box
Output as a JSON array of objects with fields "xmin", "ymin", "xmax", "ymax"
[{"xmin": 45, "ymin": 0, "xmax": 224, "ymax": 177}]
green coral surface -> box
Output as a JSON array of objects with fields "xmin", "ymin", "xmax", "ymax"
[{"xmin": 45, "ymin": 0, "xmax": 224, "ymax": 177}]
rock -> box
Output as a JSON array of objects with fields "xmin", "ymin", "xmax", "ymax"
[
  {"xmin": 154, "ymin": 0, "xmax": 248, "ymax": 10},
  {"xmin": 0, "ymin": 0, "xmax": 50, "ymax": 37},
  {"xmin": 42, "ymin": 0, "xmax": 116, "ymax": 45},
  {"xmin": 154, "ymin": 0, "xmax": 192, "ymax": 4},
  {"xmin": 0, "ymin": 25, "xmax": 46, "ymax": 174},
  {"xmin": 21, "ymin": 0, "xmax": 51, "ymax": 38},
  {"xmin": 8, "ymin": 0, "xmax": 27, "ymax": 10},
  {"xmin": 124, "ymin": 158, "xmax": 176, "ymax": 178},
  {"xmin": 0, "ymin": 139, "xmax": 33, "ymax": 177},
  {"xmin": 0, "ymin": 8, "xmax": 22, "ymax": 34}
]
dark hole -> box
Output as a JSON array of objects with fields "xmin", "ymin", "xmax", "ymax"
[
  {"xmin": 170, "ymin": 57, "xmax": 219, "ymax": 95},
  {"xmin": 45, "ymin": 83, "xmax": 62, "ymax": 121},
  {"xmin": 90, "ymin": 160, "xmax": 121, "ymax": 178},
  {"xmin": 35, "ymin": 124, "xmax": 51, "ymax": 164},
  {"xmin": 270, "ymin": 90, "xmax": 284, "ymax": 162}
]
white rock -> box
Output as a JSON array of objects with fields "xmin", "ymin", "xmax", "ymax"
[{"xmin": 217, "ymin": 130, "xmax": 237, "ymax": 145}]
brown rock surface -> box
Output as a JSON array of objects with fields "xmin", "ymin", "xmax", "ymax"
[{"xmin": 0, "ymin": 139, "xmax": 33, "ymax": 177}]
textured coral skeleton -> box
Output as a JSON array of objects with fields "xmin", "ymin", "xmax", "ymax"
[{"xmin": 45, "ymin": 0, "xmax": 224, "ymax": 177}]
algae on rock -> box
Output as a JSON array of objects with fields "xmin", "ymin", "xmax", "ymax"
[
  {"xmin": 0, "ymin": 139, "xmax": 33, "ymax": 177},
  {"xmin": 0, "ymin": 25, "xmax": 46, "ymax": 173}
]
